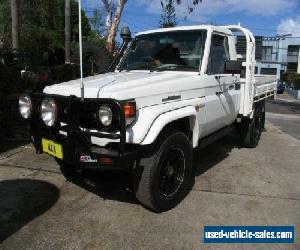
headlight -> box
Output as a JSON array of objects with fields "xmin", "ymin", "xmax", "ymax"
[
  {"xmin": 98, "ymin": 105, "xmax": 112, "ymax": 126},
  {"xmin": 19, "ymin": 95, "xmax": 32, "ymax": 119},
  {"xmin": 41, "ymin": 98, "xmax": 57, "ymax": 127}
]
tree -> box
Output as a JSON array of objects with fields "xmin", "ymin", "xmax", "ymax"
[
  {"xmin": 0, "ymin": 0, "xmax": 101, "ymax": 65},
  {"xmin": 159, "ymin": 0, "xmax": 177, "ymax": 28},
  {"xmin": 175, "ymin": 0, "xmax": 203, "ymax": 13},
  {"xmin": 89, "ymin": 8, "xmax": 106, "ymax": 37},
  {"xmin": 10, "ymin": 0, "xmax": 19, "ymax": 49},
  {"xmin": 0, "ymin": 1, "xmax": 11, "ymax": 48},
  {"xmin": 102, "ymin": 0, "xmax": 127, "ymax": 53},
  {"xmin": 65, "ymin": 0, "xmax": 71, "ymax": 63}
]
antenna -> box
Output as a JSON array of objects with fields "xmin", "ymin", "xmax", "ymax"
[{"xmin": 78, "ymin": 0, "xmax": 84, "ymax": 101}]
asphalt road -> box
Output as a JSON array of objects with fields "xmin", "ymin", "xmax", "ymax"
[
  {"xmin": 266, "ymin": 94, "xmax": 300, "ymax": 140},
  {"xmin": 0, "ymin": 95, "xmax": 300, "ymax": 249}
]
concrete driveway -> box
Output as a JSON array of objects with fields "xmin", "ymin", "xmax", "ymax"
[
  {"xmin": 266, "ymin": 95, "xmax": 300, "ymax": 140},
  {"xmin": 0, "ymin": 121, "xmax": 300, "ymax": 250}
]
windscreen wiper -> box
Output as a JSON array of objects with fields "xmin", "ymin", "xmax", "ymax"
[
  {"xmin": 152, "ymin": 64, "xmax": 197, "ymax": 72},
  {"xmin": 119, "ymin": 62, "xmax": 155, "ymax": 72}
]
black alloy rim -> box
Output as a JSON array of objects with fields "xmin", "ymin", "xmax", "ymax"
[{"xmin": 159, "ymin": 147, "xmax": 186, "ymax": 197}]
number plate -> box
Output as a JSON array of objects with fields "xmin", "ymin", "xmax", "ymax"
[{"xmin": 42, "ymin": 138, "xmax": 63, "ymax": 159}]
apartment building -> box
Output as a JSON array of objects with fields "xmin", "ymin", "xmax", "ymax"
[{"xmin": 237, "ymin": 35, "xmax": 300, "ymax": 79}]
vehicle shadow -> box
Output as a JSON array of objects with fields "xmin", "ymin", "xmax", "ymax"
[
  {"xmin": 68, "ymin": 170, "xmax": 138, "ymax": 204},
  {"xmin": 0, "ymin": 179, "xmax": 60, "ymax": 243},
  {"xmin": 192, "ymin": 133, "xmax": 240, "ymax": 177},
  {"xmin": 0, "ymin": 139, "xmax": 29, "ymax": 154}
]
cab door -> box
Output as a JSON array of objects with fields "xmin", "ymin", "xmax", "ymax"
[{"xmin": 203, "ymin": 34, "xmax": 238, "ymax": 135}]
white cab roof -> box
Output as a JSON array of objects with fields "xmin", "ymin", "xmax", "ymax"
[{"xmin": 136, "ymin": 25, "xmax": 232, "ymax": 36}]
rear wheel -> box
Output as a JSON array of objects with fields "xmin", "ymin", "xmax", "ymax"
[
  {"xmin": 240, "ymin": 101, "xmax": 264, "ymax": 148},
  {"xmin": 133, "ymin": 130, "xmax": 193, "ymax": 212},
  {"xmin": 261, "ymin": 100, "xmax": 266, "ymax": 129}
]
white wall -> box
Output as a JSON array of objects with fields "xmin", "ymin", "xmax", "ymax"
[{"xmin": 262, "ymin": 37, "xmax": 300, "ymax": 64}]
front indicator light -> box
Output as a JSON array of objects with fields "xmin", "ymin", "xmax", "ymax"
[{"xmin": 123, "ymin": 102, "xmax": 136, "ymax": 126}]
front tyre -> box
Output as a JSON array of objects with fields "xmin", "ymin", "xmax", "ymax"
[
  {"xmin": 133, "ymin": 130, "xmax": 193, "ymax": 212},
  {"xmin": 55, "ymin": 159, "xmax": 77, "ymax": 180}
]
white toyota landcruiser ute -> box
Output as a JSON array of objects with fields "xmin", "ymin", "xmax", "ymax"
[{"xmin": 19, "ymin": 25, "xmax": 277, "ymax": 212}]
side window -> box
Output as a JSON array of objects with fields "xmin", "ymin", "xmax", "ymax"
[{"xmin": 207, "ymin": 35, "xmax": 230, "ymax": 74}]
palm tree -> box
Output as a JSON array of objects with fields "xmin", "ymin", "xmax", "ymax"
[{"xmin": 65, "ymin": 0, "xmax": 71, "ymax": 63}]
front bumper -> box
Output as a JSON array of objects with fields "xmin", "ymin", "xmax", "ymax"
[
  {"xmin": 32, "ymin": 134, "xmax": 137, "ymax": 170},
  {"xmin": 29, "ymin": 93, "xmax": 137, "ymax": 171}
]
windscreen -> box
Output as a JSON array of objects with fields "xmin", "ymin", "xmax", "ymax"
[{"xmin": 118, "ymin": 30, "xmax": 207, "ymax": 72}]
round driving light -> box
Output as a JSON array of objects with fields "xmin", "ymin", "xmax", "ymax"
[
  {"xmin": 41, "ymin": 98, "xmax": 57, "ymax": 127},
  {"xmin": 98, "ymin": 105, "xmax": 112, "ymax": 126},
  {"xmin": 19, "ymin": 95, "xmax": 32, "ymax": 119}
]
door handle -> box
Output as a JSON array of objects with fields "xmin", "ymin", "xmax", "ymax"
[
  {"xmin": 228, "ymin": 84, "xmax": 235, "ymax": 90},
  {"xmin": 214, "ymin": 75, "xmax": 227, "ymax": 80}
]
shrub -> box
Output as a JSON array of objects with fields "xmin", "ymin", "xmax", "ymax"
[
  {"xmin": 293, "ymin": 74, "xmax": 300, "ymax": 90},
  {"xmin": 48, "ymin": 64, "xmax": 80, "ymax": 83},
  {"xmin": 283, "ymin": 73, "xmax": 300, "ymax": 89}
]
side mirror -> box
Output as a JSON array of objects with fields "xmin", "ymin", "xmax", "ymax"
[{"xmin": 224, "ymin": 60, "xmax": 242, "ymax": 74}]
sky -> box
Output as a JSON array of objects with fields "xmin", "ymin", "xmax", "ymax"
[{"xmin": 82, "ymin": 0, "xmax": 300, "ymax": 38}]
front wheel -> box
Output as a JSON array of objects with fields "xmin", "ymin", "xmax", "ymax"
[
  {"xmin": 133, "ymin": 130, "xmax": 193, "ymax": 212},
  {"xmin": 55, "ymin": 159, "xmax": 77, "ymax": 180}
]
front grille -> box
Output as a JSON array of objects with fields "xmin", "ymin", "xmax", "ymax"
[
  {"xmin": 78, "ymin": 102, "xmax": 99, "ymax": 129},
  {"xmin": 55, "ymin": 98, "xmax": 120, "ymax": 132}
]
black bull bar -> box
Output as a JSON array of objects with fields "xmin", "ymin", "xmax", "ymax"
[{"xmin": 28, "ymin": 93, "xmax": 136, "ymax": 169}]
